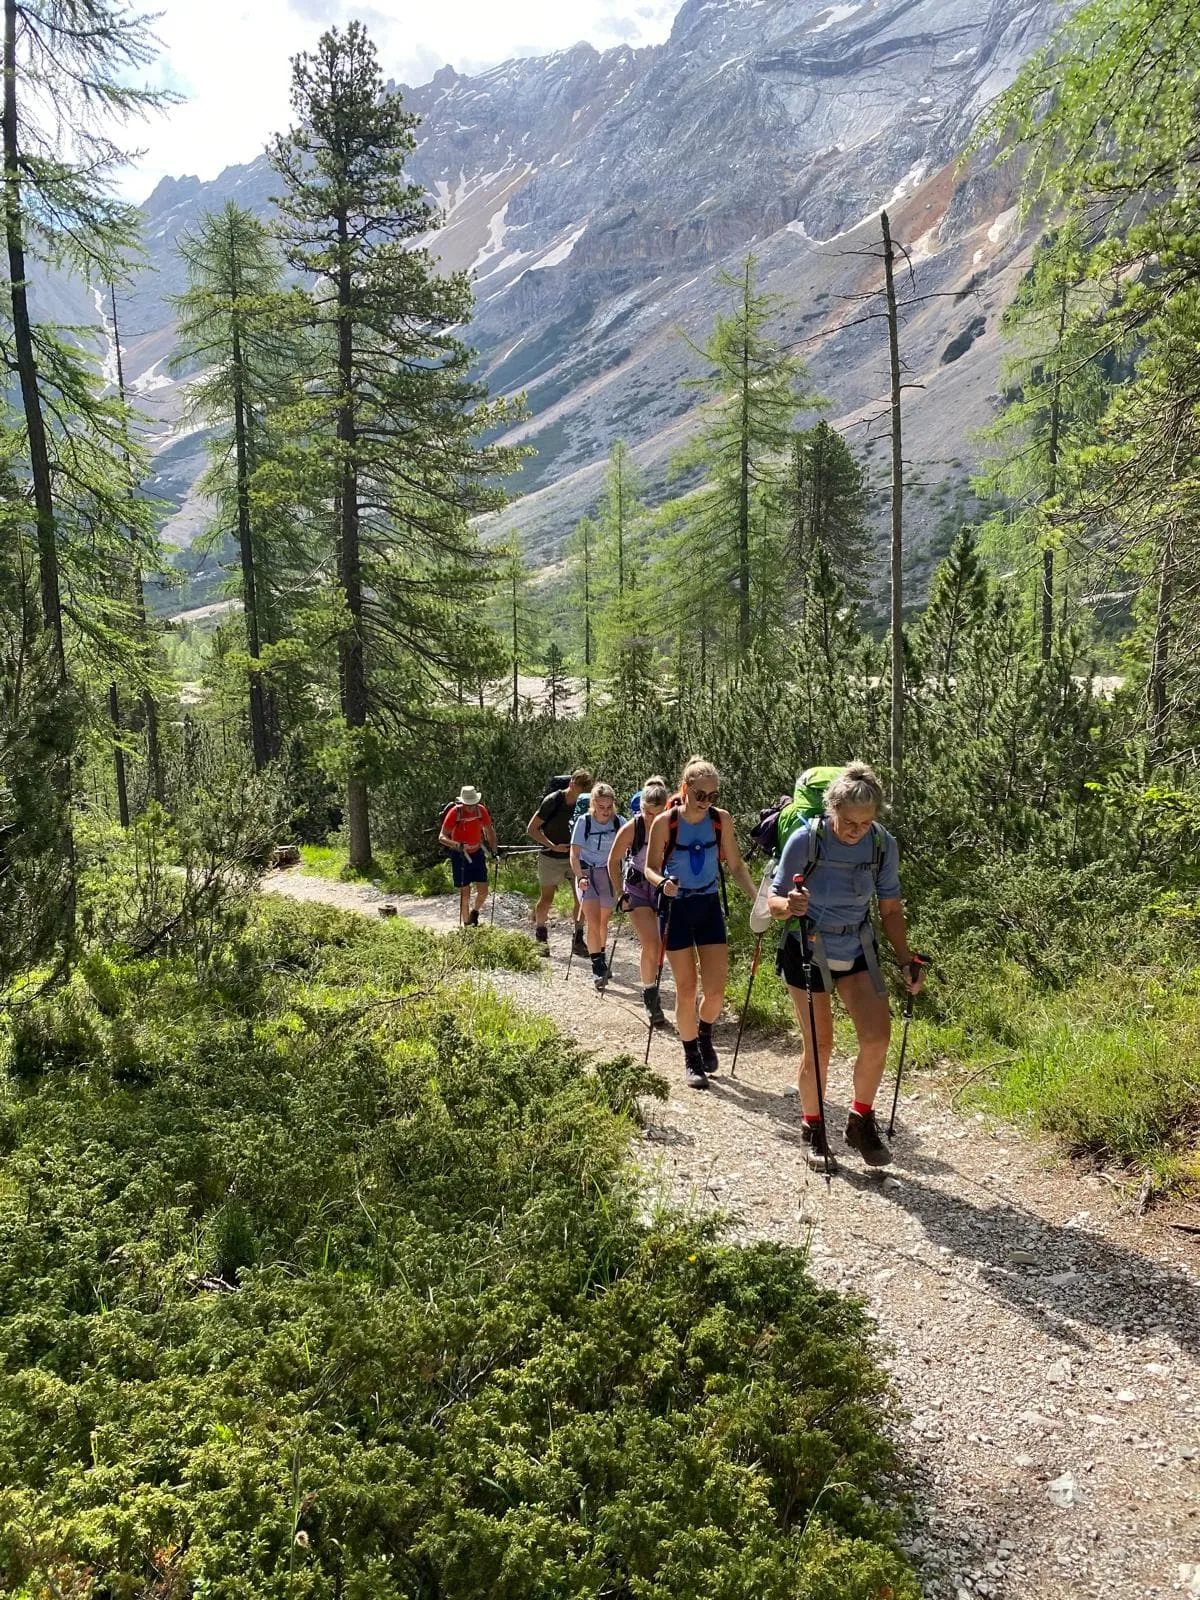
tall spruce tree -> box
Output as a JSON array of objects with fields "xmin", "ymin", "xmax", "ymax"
[
  {"xmin": 1, "ymin": 0, "xmax": 167, "ymax": 941},
  {"xmin": 780, "ymin": 421, "xmax": 871, "ymax": 617},
  {"xmin": 659, "ymin": 257, "xmax": 816, "ymax": 661},
  {"xmin": 269, "ymin": 22, "xmax": 522, "ymax": 867},
  {"xmin": 171, "ymin": 203, "xmax": 305, "ymax": 771}
]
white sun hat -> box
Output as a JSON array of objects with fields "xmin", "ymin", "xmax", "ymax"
[{"xmin": 457, "ymin": 784, "xmax": 482, "ymax": 806}]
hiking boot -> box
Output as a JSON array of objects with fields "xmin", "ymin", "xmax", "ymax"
[
  {"xmin": 572, "ymin": 927, "xmax": 589, "ymax": 958},
  {"xmin": 683, "ymin": 1042, "xmax": 708, "ymax": 1091},
  {"xmin": 534, "ymin": 924, "xmax": 549, "ymax": 954},
  {"xmin": 643, "ymin": 985, "xmax": 667, "ymax": 1027},
  {"xmin": 591, "ymin": 953, "xmax": 609, "ymax": 993},
  {"xmin": 799, "ymin": 1119, "xmax": 814, "ymax": 1144},
  {"xmin": 467, "ymin": 909, "xmax": 480, "ymax": 927},
  {"xmin": 845, "ymin": 1108, "xmax": 892, "ymax": 1167},
  {"xmin": 804, "ymin": 1121, "xmax": 839, "ymax": 1173},
  {"xmin": 697, "ymin": 1025, "xmax": 719, "ymax": 1076}
]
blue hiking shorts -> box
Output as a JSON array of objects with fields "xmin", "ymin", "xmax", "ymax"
[
  {"xmin": 451, "ymin": 848, "xmax": 488, "ymax": 887},
  {"xmin": 661, "ymin": 891, "xmax": 726, "ymax": 951}
]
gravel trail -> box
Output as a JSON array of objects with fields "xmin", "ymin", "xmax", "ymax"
[{"xmin": 264, "ymin": 867, "xmax": 1200, "ymax": 1600}]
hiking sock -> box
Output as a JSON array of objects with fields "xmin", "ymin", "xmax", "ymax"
[
  {"xmin": 697, "ymin": 1018, "xmax": 719, "ymax": 1075},
  {"xmin": 683, "ymin": 1037, "xmax": 708, "ymax": 1090},
  {"xmin": 851, "ymin": 1099, "xmax": 874, "ymax": 1118},
  {"xmin": 643, "ymin": 985, "xmax": 666, "ymax": 1025}
]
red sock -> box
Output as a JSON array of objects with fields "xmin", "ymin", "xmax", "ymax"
[
  {"xmin": 803, "ymin": 1113, "xmax": 822, "ymax": 1127},
  {"xmin": 851, "ymin": 1099, "xmax": 874, "ymax": 1118}
]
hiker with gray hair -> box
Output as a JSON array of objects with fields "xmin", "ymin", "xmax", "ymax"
[
  {"xmin": 439, "ymin": 784, "xmax": 497, "ymax": 927},
  {"xmin": 767, "ymin": 761, "xmax": 925, "ymax": 1172}
]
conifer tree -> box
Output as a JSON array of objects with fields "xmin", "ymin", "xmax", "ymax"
[
  {"xmin": 171, "ymin": 203, "xmax": 306, "ymax": 771},
  {"xmin": 543, "ymin": 641, "xmax": 568, "ymax": 722},
  {"xmin": 568, "ymin": 514, "xmax": 597, "ymax": 709},
  {"xmin": 780, "ymin": 420, "xmax": 871, "ymax": 617},
  {"xmin": 269, "ymin": 22, "xmax": 523, "ymax": 867},
  {"xmin": 659, "ymin": 257, "xmax": 816, "ymax": 660},
  {"xmin": 1, "ymin": 0, "xmax": 167, "ymax": 938}
]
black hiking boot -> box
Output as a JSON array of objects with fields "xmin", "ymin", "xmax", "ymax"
[
  {"xmin": 591, "ymin": 952, "xmax": 609, "ymax": 993},
  {"xmin": 845, "ymin": 1108, "xmax": 892, "ymax": 1168},
  {"xmin": 534, "ymin": 924, "xmax": 550, "ymax": 954},
  {"xmin": 572, "ymin": 926, "xmax": 589, "ymax": 958},
  {"xmin": 683, "ymin": 1041, "xmax": 708, "ymax": 1091},
  {"xmin": 697, "ymin": 1021, "xmax": 718, "ymax": 1076},
  {"xmin": 643, "ymin": 985, "xmax": 667, "ymax": 1028},
  {"xmin": 467, "ymin": 909, "xmax": 480, "ymax": 927},
  {"xmin": 804, "ymin": 1121, "xmax": 839, "ymax": 1173}
]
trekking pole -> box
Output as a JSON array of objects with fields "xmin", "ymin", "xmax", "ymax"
[
  {"xmin": 729, "ymin": 933, "xmax": 763, "ymax": 1079},
  {"xmin": 796, "ymin": 874, "xmax": 832, "ymax": 1186},
  {"xmin": 565, "ymin": 866, "xmax": 591, "ymax": 984},
  {"xmin": 644, "ymin": 883, "xmax": 675, "ymax": 1064},
  {"xmin": 887, "ymin": 952, "xmax": 931, "ymax": 1139},
  {"xmin": 489, "ymin": 849, "xmax": 500, "ymax": 928},
  {"xmin": 604, "ymin": 892, "xmax": 627, "ymax": 993}
]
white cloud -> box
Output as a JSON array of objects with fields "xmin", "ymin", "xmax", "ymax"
[{"xmin": 120, "ymin": 0, "xmax": 683, "ymax": 201}]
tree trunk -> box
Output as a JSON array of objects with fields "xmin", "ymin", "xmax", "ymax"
[
  {"xmin": 228, "ymin": 246, "xmax": 269, "ymax": 771},
  {"xmin": 336, "ymin": 225, "xmax": 371, "ymax": 870},
  {"xmin": 4, "ymin": 0, "xmax": 63, "ymax": 673},
  {"xmin": 1042, "ymin": 273, "xmax": 1068, "ymax": 661},
  {"xmin": 881, "ymin": 210, "xmax": 904, "ymax": 807},
  {"xmin": 108, "ymin": 683, "xmax": 130, "ymax": 827},
  {"xmin": 110, "ymin": 284, "xmax": 164, "ymax": 805},
  {"xmin": 582, "ymin": 521, "xmax": 592, "ymax": 711},
  {"xmin": 1147, "ymin": 526, "xmax": 1174, "ymax": 763},
  {"xmin": 511, "ymin": 565, "xmax": 519, "ymax": 720},
  {"xmin": 736, "ymin": 260, "xmax": 752, "ymax": 655}
]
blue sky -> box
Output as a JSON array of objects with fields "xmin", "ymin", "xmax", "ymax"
[{"xmin": 123, "ymin": 0, "xmax": 683, "ymax": 199}]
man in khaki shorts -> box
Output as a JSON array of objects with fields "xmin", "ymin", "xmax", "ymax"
[{"xmin": 526, "ymin": 768, "xmax": 592, "ymax": 955}]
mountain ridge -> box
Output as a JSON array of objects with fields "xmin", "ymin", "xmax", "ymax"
[{"xmin": 92, "ymin": 0, "xmax": 1064, "ymax": 604}]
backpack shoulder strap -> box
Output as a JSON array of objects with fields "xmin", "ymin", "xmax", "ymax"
[
  {"xmin": 870, "ymin": 821, "xmax": 887, "ymax": 882},
  {"xmin": 802, "ymin": 818, "xmax": 823, "ymax": 879},
  {"xmin": 584, "ymin": 813, "xmax": 592, "ymax": 842},
  {"xmin": 632, "ymin": 813, "xmax": 646, "ymax": 856},
  {"xmin": 711, "ymin": 806, "xmax": 729, "ymax": 915},
  {"xmin": 663, "ymin": 805, "xmax": 682, "ymax": 868}
]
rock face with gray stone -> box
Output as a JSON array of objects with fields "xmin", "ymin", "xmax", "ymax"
[{"xmin": 83, "ymin": 0, "xmax": 1075, "ymax": 595}]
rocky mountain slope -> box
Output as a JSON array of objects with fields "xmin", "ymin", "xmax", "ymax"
[{"xmin": 96, "ymin": 0, "xmax": 1068, "ymax": 601}]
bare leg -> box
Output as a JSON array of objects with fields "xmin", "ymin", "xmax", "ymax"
[
  {"xmin": 459, "ymin": 884, "xmax": 469, "ymax": 925},
  {"xmin": 787, "ymin": 983, "xmax": 835, "ymax": 1120},
  {"xmin": 629, "ymin": 906, "xmax": 660, "ymax": 983},
  {"xmin": 835, "ymin": 971, "xmax": 892, "ymax": 1106},
  {"xmin": 696, "ymin": 942, "xmax": 729, "ymax": 1025},
  {"xmin": 667, "ymin": 945, "xmax": 700, "ymax": 1040}
]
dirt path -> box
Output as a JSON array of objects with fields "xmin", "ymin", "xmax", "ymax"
[{"xmin": 264, "ymin": 868, "xmax": 1200, "ymax": 1600}]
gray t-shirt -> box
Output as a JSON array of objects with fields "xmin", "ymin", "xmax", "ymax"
[{"xmin": 771, "ymin": 820, "xmax": 901, "ymax": 964}]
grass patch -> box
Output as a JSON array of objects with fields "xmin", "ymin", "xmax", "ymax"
[
  {"xmin": 916, "ymin": 960, "xmax": 1200, "ymax": 1191},
  {"xmin": 0, "ymin": 898, "xmax": 919, "ymax": 1598}
]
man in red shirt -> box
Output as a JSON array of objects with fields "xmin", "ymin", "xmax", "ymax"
[{"xmin": 439, "ymin": 785, "xmax": 498, "ymax": 926}]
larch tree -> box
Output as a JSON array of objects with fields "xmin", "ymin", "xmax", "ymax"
[{"xmin": 269, "ymin": 21, "xmax": 523, "ymax": 868}]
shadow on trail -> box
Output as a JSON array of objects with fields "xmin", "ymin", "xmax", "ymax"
[{"xmin": 838, "ymin": 1165, "xmax": 1200, "ymax": 1355}]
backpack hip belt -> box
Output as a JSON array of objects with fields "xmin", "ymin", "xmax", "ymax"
[{"xmin": 796, "ymin": 916, "xmax": 886, "ymax": 998}]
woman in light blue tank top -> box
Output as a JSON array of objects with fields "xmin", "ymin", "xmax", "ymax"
[
  {"xmin": 643, "ymin": 757, "xmax": 758, "ymax": 1091},
  {"xmin": 606, "ymin": 776, "xmax": 671, "ymax": 1027}
]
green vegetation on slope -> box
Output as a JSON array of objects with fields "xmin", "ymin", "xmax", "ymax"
[{"xmin": 0, "ymin": 899, "xmax": 918, "ymax": 1599}]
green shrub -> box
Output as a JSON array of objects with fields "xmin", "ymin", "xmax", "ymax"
[{"xmin": 0, "ymin": 900, "xmax": 918, "ymax": 1598}]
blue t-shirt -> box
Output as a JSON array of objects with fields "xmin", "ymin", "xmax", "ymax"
[
  {"xmin": 771, "ymin": 820, "xmax": 901, "ymax": 964},
  {"xmin": 571, "ymin": 811, "xmax": 624, "ymax": 871}
]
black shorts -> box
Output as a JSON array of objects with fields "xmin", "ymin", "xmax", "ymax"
[
  {"xmin": 451, "ymin": 848, "xmax": 489, "ymax": 887},
  {"xmin": 777, "ymin": 933, "xmax": 869, "ymax": 993},
  {"xmin": 662, "ymin": 891, "xmax": 726, "ymax": 951}
]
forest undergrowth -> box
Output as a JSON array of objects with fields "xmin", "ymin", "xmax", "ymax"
[{"xmin": 0, "ymin": 890, "xmax": 920, "ymax": 1599}]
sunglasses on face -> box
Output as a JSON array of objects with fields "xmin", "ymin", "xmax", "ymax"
[{"xmin": 689, "ymin": 787, "xmax": 719, "ymax": 804}]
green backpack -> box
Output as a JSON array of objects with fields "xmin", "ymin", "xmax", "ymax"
[{"xmin": 775, "ymin": 765, "xmax": 844, "ymax": 855}]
